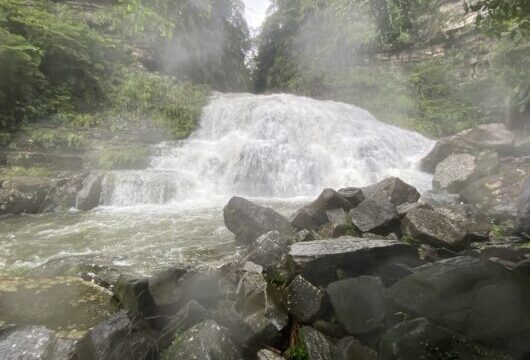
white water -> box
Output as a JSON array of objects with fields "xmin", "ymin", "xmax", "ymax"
[
  {"xmin": 0, "ymin": 93, "xmax": 434, "ymax": 276},
  {"xmin": 100, "ymin": 93, "xmax": 434, "ymax": 207}
]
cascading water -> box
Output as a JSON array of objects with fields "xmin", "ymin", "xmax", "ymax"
[
  {"xmin": 0, "ymin": 93, "xmax": 435, "ymax": 277},
  {"xmin": 100, "ymin": 93, "xmax": 434, "ymax": 206}
]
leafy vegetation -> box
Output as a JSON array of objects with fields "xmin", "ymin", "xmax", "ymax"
[{"xmin": 0, "ymin": 166, "xmax": 54, "ymax": 179}]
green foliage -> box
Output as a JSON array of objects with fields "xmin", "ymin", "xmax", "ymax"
[
  {"xmin": 97, "ymin": 146, "xmax": 149, "ymax": 170},
  {"xmin": 0, "ymin": 166, "xmax": 54, "ymax": 178},
  {"xmin": 24, "ymin": 129, "xmax": 87, "ymax": 151},
  {"xmin": 285, "ymin": 342, "xmax": 308, "ymax": 360},
  {"xmin": 112, "ymin": 71, "xmax": 209, "ymax": 138},
  {"xmin": 160, "ymin": 330, "xmax": 184, "ymax": 360}
]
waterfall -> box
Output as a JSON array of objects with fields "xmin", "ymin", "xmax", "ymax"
[{"xmin": 100, "ymin": 93, "xmax": 434, "ymax": 206}]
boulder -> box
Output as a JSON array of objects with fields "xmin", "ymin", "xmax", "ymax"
[
  {"xmin": 432, "ymin": 204, "xmax": 492, "ymax": 241},
  {"xmin": 386, "ymin": 257, "xmax": 530, "ymax": 358},
  {"xmin": 418, "ymin": 190, "xmax": 461, "ymax": 208},
  {"xmin": 362, "ymin": 177, "xmax": 420, "ymax": 206},
  {"xmin": 147, "ymin": 267, "xmax": 188, "ymax": 312},
  {"xmin": 337, "ymin": 187, "xmax": 365, "ymax": 208},
  {"xmin": 77, "ymin": 311, "xmax": 158, "ymax": 360},
  {"xmin": 286, "ymin": 275, "xmax": 327, "ymax": 324},
  {"xmin": 401, "ymin": 208, "xmax": 467, "ymax": 250},
  {"xmin": 460, "ymin": 157, "xmax": 530, "ymax": 220},
  {"xmin": 396, "ymin": 202, "xmax": 432, "ymax": 216},
  {"xmin": 335, "ymin": 336, "xmax": 378, "ymax": 360},
  {"xmin": 433, "ymin": 153, "xmax": 479, "ymax": 192},
  {"xmin": 257, "ymin": 349, "xmax": 285, "ymax": 360},
  {"xmin": 114, "ymin": 275, "xmax": 156, "ymax": 317},
  {"xmin": 326, "ymin": 276, "xmax": 386, "ymax": 334},
  {"xmin": 164, "ymin": 320, "xmax": 242, "ymax": 360},
  {"xmin": 288, "ymin": 237, "xmax": 420, "ymax": 286},
  {"xmin": 249, "ymin": 231, "xmax": 295, "ymax": 270},
  {"xmin": 320, "ymin": 208, "xmax": 352, "ymax": 238},
  {"xmin": 224, "ymin": 197, "xmax": 291, "ymax": 244},
  {"xmin": 349, "ymin": 199, "xmax": 399, "ymax": 235},
  {"xmin": 76, "ymin": 172, "xmax": 104, "ymax": 211},
  {"xmin": 0, "ymin": 176, "xmax": 54, "ymax": 215},
  {"xmin": 299, "ymin": 326, "xmax": 335, "ymax": 360},
  {"xmin": 379, "ymin": 317, "xmax": 511, "ymax": 360},
  {"xmin": 0, "ymin": 325, "xmax": 76, "ymax": 360},
  {"xmin": 158, "ymin": 300, "xmax": 208, "ymax": 348},
  {"xmin": 290, "ymin": 189, "xmax": 352, "ymax": 230},
  {"xmin": 297, "ymin": 229, "xmax": 317, "ymax": 242}
]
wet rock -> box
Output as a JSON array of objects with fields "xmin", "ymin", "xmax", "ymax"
[
  {"xmin": 297, "ymin": 229, "xmax": 316, "ymax": 242},
  {"xmin": 337, "ymin": 187, "xmax": 365, "ymax": 208},
  {"xmin": 349, "ymin": 199, "xmax": 399, "ymax": 235},
  {"xmin": 386, "ymin": 257, "xmax": 530, "ymax": 358},
  {"xmin": 114, "ymin": 275, "xmax": 156, "ymax": 317},
  {"xmin": 402, "ymin": 208, "xmax": 467, "ymax": 250},
  {"xmin": 433, "ymin": 153, "xmax": 480, "ymax": 192},
  {"xmin": 432, "ymin": 204, "xmax": 492, "ymax": 241},
  {"xmin": 326, "ymin": 276, "xmax": 386, "ymax": 334},
  {"xmin": 362, "ymin": 177, "xmax": 420, "ymax": 206},
  {"xmin": 290, "ymin": 189, "xmax": 352, "ymax": 230},
  {"xmin": 0, "ymin": 176, "xmax": 54, "ymax": 215},
  {"xmin": 335, "ymin": 336, "xmax": 378, "ymax": 360},
  {"xmin": 224, "ymin": 196, "xmax": 291, "ymax": 244},
  {"xmin": 417, "ymin": 244, "xmax": 458, "ymax": 262},
  {"xmin": 419, "ymin": 190, "xmax": 461, "ymax": 207},
  {"xmin": 465, "ymin": 123, "xmax": 515, "ymax": 152},
  {"xmin": 379, "ymin": 317, "xmax": 511, "ymax": 360},
  {"xmin": 320, "ymin": 208, "xmax": 352, "ymax": 238},
  {"xmin": 163, "ymin": 320, "xmax": 242, "ymax": 360},
  {"xmin": 158, "ymin": 300, "xmax": 208, "ymax": 348},
  {"xmin": 249, "ymin": 231, "xmax": 295, "ymax": 270},
  {"xmin": 299, "ymin": 326, "xmax": 336, "ymax": 360},
  {"xmin": 0, "ymin": 325, "xmax": 73, "ymax": 360},
  {"xmin": 396, "ymin": 202, "xmax": 432, "ymax": 216},
  {"xmin": 147, "ymin": 267, "xmax": 188, "ymax": 312},
  {"xmin": 42, "ymin": 171, "xmax": 88, "ymax": 211},
  {"xmin": 476, "ymin": 149, "xmax": 501, "ymax": 175},
  {"xmin": 288, "ymin": 237, "xmax": 419, "ymax": 286},
  {"xmin": 286, "ymin": 275, "xmax": 327, "ymax": 324},
  {"xmin": 313, "ymin": 320, "xmax": 348, "ymax": 339},
  {"xmin": 77, "ymin": 311, "xmax": 157, "ymax": 360},
  {"xmin": 460, "ymin": 157, "xmax": 530, "ymax": 220},
  {"xmin": 257, "ymin": 349, "xmax": 285, "ymax": 360},
  {"xmin": 76, "ymin": 172, "xmax": 104, "ymax": 211},
  {"xmin": 421, "ymin": 131, "xmax": 474, "ymax": 173}
]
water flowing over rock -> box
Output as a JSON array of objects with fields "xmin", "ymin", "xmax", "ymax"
[{"xmin": 98, "ymin": 93, "xmax": 433, "ymax": 206}]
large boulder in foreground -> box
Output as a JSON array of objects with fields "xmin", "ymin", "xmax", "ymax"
[
  {"xmin": 401, "ymin": 207, "xmax": 467, "ymax": 250},
  {"xmin": 349, "ymin": 199, "xmax": 399, "ymax": 235},
  {"xmin": 362, "ymin": 177, "xmax": 420, "ymax": 206},
  {"xmin": 286, "ymin": 275, "xmax": 327, "ymax": 324},
  {"xmin": 223, "ymin": 196, "xmax": 291, "ymax": 244},
  {"xmin": 298, "ymin": 326, "xmax": 336, "ymax": 360},
  {"xmin": 288, "ymin": 237, "xmax": 420, "ymax": 286},
  {"xmin": 76, "ymin": 172, "xmax": 104, "ymax": 210},
  {"xmin": 77, "ymin": 311, "xmax": 158, "ymax": 360},
  {"xmin": 249, "ymin": 231, "xmax": 295, "ymax": 270},
  {"xmin": 326, "ymin": 276, "xmax": 386, "ymax": 334},
  {"xmin": 290, "ymin": 188, "xmax": 352, "ymax": 230},
  {"xmin": 0, "ymin": 325, "xmax": 76, "ymax": 360},
  {"xmin": 433, "ymin": 153, "xmax": 479, "ymax": 193},
  {"xmin": 386, "ymin": 257, "xmax": 530, "ymax": 359},
  {"xmin": 379, "ymin": 317, "xmax": 512, "ymax": 360}
]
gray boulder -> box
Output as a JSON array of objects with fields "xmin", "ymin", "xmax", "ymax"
[
  {"xmin": 114, "ymin": 275, "xmax": 156, "ymax": 318},
  {"xmin": 158, "ymin": 300, "xmax": 208, "ymax": 348},
  {"xmin": 224, "ymin": 197, "xmax": 291, "ymax": 244},
  {"xmin": 401, "ymin": 208, "xmax": 467, "ymax": 250},
  {"xmin": 299, "ymin": 326, "xmax": 335, "ymax": 360},
  {"xmin": 0, "ymin": 176, "xmax": 54, "ymax": 215},
  {"xmin": 288, "ymin": 237, "xmax": 420, "ymax": 286},
  {"xmin": 362, "ymin": 177, "xmax": 420, "ymax": 206},
  {"xmin": 349, "ymin": 199, "xmax": 399, "ymax": 235},
  {"xmin": 165, "ymin": 320, "xmax": 242, "ymax": 360},
  {"xmin": 326, "ymin": 277, "xmax": 386, "ymax": 334},
  {"xmin": 433, "ymin": 153, "xmax": 480, "ymax": 192},
  {"xmin": 249, "ymin": 231, "xmax": 295, "ymax": 270},
  {"xmin": 257, "ymin": 349, "xmax": 285, "ymax": 360},
  {"xmin": 0, "ymin": 325, "xmax": 76, "ymax": 360},
  {"xmin": 290, "ymin": 188, "xmax": 352, "ymax": 230},
  {"xmin": 286, "ymin": 275, "xmax": 327, "ymax": 324},
  {"xmin": 77, "ymin": 311, "xmax": 157, "ymax": 360},
  {"xmin": 76, "ymin": 172, "xmax": 104, "ymax": 211},
  {"xmin": 335, "ymin": 336, "xmax": 378, "ymax": 360},
  {"xmin": 386, "ymin": 257, "xmax": 530, "ymax": 359},
  {"xmin": 379, "ymin": 317, "xmax": 512, "ymax": 360},
  {"xmin": 419, "ymin": 190, "xmax": 461, "ymax": 207},
  {"xmin": 320, "ymin": 208, "xmax": 352, "ymax": 238},
  {"xmin": 432, "ymin": 204, "xmax": 492, "ymax": 241},
  {"xmin": 337, "ymin": 187, "xmax": 365, "ymax": 208}
]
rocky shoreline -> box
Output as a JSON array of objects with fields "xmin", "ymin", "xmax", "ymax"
[{"xmin": 0, "ymin": 122, "xmax": 529, "ymax": 360}]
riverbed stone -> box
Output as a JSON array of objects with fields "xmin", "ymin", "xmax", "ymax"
[
  {"xmin": 76, "ymin": 172, "xmax": 104, "ymax": 211},
  {"xmin": 250, "ymin": 231, "xmax": 295, "ymax": 270},
  {"xmin": 158, "ymin": 300, "xmax": 208, "ymax": 348},
  {"xmin": 114, "ymin": 275, "xmax": 156, "ymax": 317},
  {"xmin": 379, "ymin": 317, "xmax": 511, "ymax": 360},
  {"xmin": 335, "ymin": 336, "xmax": 378, "ymax": 360},
  {"xmin": 386, "ymin": 256, "xmax": 530, "ymax": 358},
  {"xmin": 224, "ymin": 196, "xmax": 291, "ymax": 244},
  {"xmin": 290, "ymin": 188, "xmax": 352, "ymax": 230},
  {"xmin": 320, "ymin": 208, "xmax": 352, "ymax": 238},
  {"xmin": 286, "ymin": 275, "xmax": 327, "ymax": 324},
  {"xmin": 299, "ymin": 326, "xmax": 336, "ymax": 360},
  {"xmin": 288, "ymin": 237, "xmax": 419, "ymax": 286},
  {"xmin": 362, "ymin": 177, "xmax": 420, "ymax": 206},
  {"xmin": 402, "ymin": 207, "xmax": 467, "ymax": 250},
  {"xmin": 326, "ymin": 276, "xmax": 386, "ymax": 334},
  {"xmin": 337, "ymin": 187, "xmax": 365, "ymax": 208},
  {"xmin": 165, "ymin": 320, "xmax": 242, "ymax": 360},
  {"xmin": 433, "ymin": 153, "xmax": 479, "ymax": 192},
  {"xmin": 349, "ymin": 199, "xmax": 399, "ymax": 235},
  {"xmin": 77, "ymin": 311, "xmax": 158, "ymax": 360}
]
